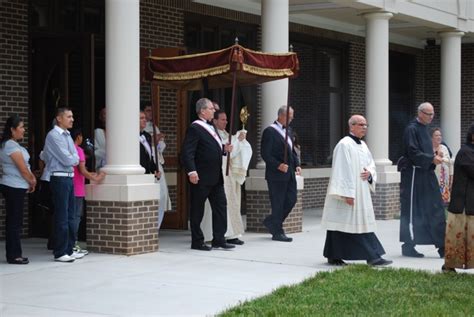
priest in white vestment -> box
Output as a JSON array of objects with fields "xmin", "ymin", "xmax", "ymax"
[
  {"xmin": 201, "ymin": 109, "xmax": 252, "ymax": 245},
  {"xmin": 321, "ymin": 115, "xmax": 392, "ymax": 266}
]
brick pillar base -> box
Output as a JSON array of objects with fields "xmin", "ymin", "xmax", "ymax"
[
  {"xmin": 86, "ymin": 200, "xmax": 159, "ymax": 255},
  {"xmin": 372, "ymin": 165, "xmax": 400, "ymax": 220},
  {"xmin": 245, "ymin": 170, "xmax": 304, "ymax": 234},
  {"xmin": 372, "ymin": 183, "xmax": 400, "ymax": 219},
  {"xmin": 246, "ymin": 190, "xmax": 303, "ymax": 233}
]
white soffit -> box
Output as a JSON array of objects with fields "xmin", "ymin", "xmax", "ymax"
[
  {"xmin": 192, "ymin": 0, "xmax": 473, "ymax": 47},
  {"xmin": 290, "ymin": 11, "xmax": 425, "ymax": 48},
  {"xmin": 192, "ymin": 0, "xmax": 261, "ymax": 15}
]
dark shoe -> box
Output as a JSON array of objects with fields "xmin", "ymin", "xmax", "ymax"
[
  {"xmin": 368, "ymin": 258, "xmax": 393, "ymax": 266},
  {"xmin": 191, "ymin": 243, "xmax": 212, "ymax": 251},
  {"xmin": 226, "ymin": 238, "xmax": 244, "ymax": 245},
  {"xmin": 272, "ymin": 233, "xmax": 293, "ymax": 242},
  {"xmin": 7, "ymin": 257, "xmax": 29, "ymax": 265},
  {"xmin": 327, "ymin": 259, "xmax": 347, "ymax": 266},
  {"xmin": 438, "ymin": 248, "xmax": 445, "ymax": 258},
  {"xmin": 211, "ymin": 242, "xmax": 235, "ymax": 250},
  {"xmin": 401, "ymin": 245, "xmax": 424, "ymax": 258},
  {"xmin": 441, "ymin": 265, "xmax": 456, "ymax": 273}
]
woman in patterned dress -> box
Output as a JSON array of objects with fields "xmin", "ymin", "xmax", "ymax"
[
  {"xmin": 442, "ymin": 124, "xmax": 474, "ymax": 273},
  {"xmin": 431, "ymin": 128, "xmax": 453, "ymax": 205}
]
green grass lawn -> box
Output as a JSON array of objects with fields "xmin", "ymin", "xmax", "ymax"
[{"xmin": 220, "ymin": 265, "xmax": 474, "ymax": 316}]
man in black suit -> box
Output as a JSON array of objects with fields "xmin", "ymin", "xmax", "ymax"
[
  {"xmin": 139, "ymin": 111, "xmax": 158, "ymax": 176},
  {"xmin": 261, "ymin": 105, "xmax": 301, "ymax": 242},
  {"xmin": 181, "ymin": 98, "xmax": 235, "ymax": 251}
]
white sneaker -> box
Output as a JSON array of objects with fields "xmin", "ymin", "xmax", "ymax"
[
  {"xmin": 71, "ymin": 252, "xmax": 85, "ymax": 259},
  {"xmin": 78, "ymin": 249, "xmax": 89, "ymax": 255},
  {"xmin": 73, "ymin": 244, "xmax": 89, "ymax": 255},
  {"xmin": 54, "ymin": 254, "xmax": 75, "ymax": 262}
]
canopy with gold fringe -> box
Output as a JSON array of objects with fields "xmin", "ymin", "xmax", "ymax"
[{"xmin": 142, "ymin": 44, "xmax": 299, "ymax": 91}]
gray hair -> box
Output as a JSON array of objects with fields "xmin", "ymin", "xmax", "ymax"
[
  {"xmin": 348, "ymin": 115, "xmax": 364, "ymax": 127},
  {"xmin": 196, "ymin": 98, "xmax": 211, "ymax": 114},
  {"xmin": 418, "ymin": 102, "xmax": 432, "ymax": 113},
  {"xmin": 277, "ymin": 105, "xmax": 293, "ymax": 116}
]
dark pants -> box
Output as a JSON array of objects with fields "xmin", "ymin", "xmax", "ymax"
[
  {"xmin": 264, "ymin": 176, "xmax": 297, "ymax": 235},
  {"xmin": 1, "ymin": 185, "xmax": 27, "ymax": 261},
  {"xmin": 74, "ymin": 197, "xmax": 84, "ymax": 242},
  {"xmin": 38, "ymin": 180, "xmax": 55, "ymax": 250},
  {"xmin": 190, "ymin": 182, "xmax": 227, "ymax": 246},
  {"xmin": 50, "ymin": 176, "xmax": 76, "ymax": 258}
]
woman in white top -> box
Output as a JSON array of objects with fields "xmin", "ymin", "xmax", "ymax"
[
  {"xmin": 431, "ymin": 128, "xmax": 453, "ymax": 205},
  {"xmin": 94, "ymin": 107, "xmax": 106, "ymax": 171},
  {"xmin": 0, "ymin": 115, "xmax": 36, "ymax": 264}
]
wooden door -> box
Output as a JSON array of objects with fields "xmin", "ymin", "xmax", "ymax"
[
  {"xmin": 143, "ymin": 47, "xmax": 189, "ymax": 230},
  {"xmin": 29, "ymin": 34, "xmax": 95, "ymax": 238}
]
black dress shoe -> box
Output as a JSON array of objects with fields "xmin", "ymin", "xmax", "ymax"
[
  {"xmin": 401, "ymin": 245, "xmax": 424, "ymax": 258},
  {"xmin": 327, "ymin": 258, "xmax": 347, "ymax": 266},
  {"xmin": 191, "ymin": 243, "xmax": 212, "ymax": 251},
  {"xmin": 211, "ymin": 242, "xmax": 235, "ymax": 250},
  {"xmin": 226, "ymin": 238, "xmax": 244, "ymax": 245},
  {"xmin": 441, "ymin": 265, "xmax": 456, "ymax": 273},
  {"xmin": 368, "ymin": 258, "xmax": 393, "ymax": 266},
  {"xmin": 272, "ymin": 233, "xmax": 293, "ymax": 242},
  {"xmin": 7, "ymin": 257, "xmax": 29, "ymax": 265}
]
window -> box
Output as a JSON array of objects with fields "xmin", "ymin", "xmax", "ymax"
[
  {"xmin": 31, "ymin": 0, "xmax": 51, "ymax": 29},
  {"xmin": 389, "ymin": 51, "xmax": 416, "ymax": 164},
  {"xmin": 289, "ymin": 36, "xmax": 347, "ymax": 167},
  {"xmin": 30, "ymin": 0, "xmax": 104, "ymax": 34}
]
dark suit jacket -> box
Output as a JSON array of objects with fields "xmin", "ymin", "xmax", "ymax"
[
  {"xmin": 140, "ymin": 131, "xmax": 157, "ymax": 174},
  {"xmin": 181, "ymin": 121, "xmax": 224, "ymax": 186},
  {"xmin": 261, "ymin": 123, "xmax": 300, "ymax": 181}
]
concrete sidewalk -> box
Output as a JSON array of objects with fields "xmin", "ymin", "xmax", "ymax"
[{"xmin": 0, "ymin": 210, "xmax": 470, "ymax": 317}]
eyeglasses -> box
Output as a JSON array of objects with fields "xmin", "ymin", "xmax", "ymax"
[
  {"xmin": 421, "ymin": 110, "xmax": 434, "ymax": 116},
  {"xmin": 353, "ymin": 123, "xmax": 369, "ymax": 127}
]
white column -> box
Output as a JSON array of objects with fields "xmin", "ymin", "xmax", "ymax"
[
  {"xmin": 363, "ymin": 12, "xmax": 393, "ymax": 166},
  {"xmin": 258, "ymin": 0, "xmax": 289, "ymax": 167},
  {"xmin": 87, "ymin": 0, "xmax": 157, "ymax": 203},
  {"xmin": 102, "ymin": 0, "xmax": 144, "ymax": 175},
  {"xmin": 440, "ymin": 31, "xmax": 464, "ymax": 156}
]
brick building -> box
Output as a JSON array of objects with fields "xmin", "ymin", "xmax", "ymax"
[{"xmin": 1, "ymin": 0, "xmax": 474, "ymax": 255}]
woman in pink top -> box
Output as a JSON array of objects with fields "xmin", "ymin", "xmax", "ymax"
[{"xmin": 71, "ymin": 129, "xmax": 105, "ymax": 254}]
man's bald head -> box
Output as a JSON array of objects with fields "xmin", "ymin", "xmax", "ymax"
[{"xmin": 348, "ymin": 114, "xmax": 368, "ymax": 138}]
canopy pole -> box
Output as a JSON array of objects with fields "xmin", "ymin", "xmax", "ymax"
[
  {"xmin": 148, "ymin": 49, "xmax": 160, "ymax": 176},
  {"xmin": 225, "ymin": 38, "xmax": 240, "ymax": 176},
  {"xmin": 283, "ymin": 44, "xmax": 293, "ymax": 164},
  {"xmin": 225, "ymin": 69, "xmax": 238, "ymax": 176}
]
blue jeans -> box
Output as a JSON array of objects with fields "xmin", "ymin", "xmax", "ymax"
[
  {"xmin": 73, "ymin": 197, "xmax": 84, "ymax": 242},
  {"xmin": 50, "ymin": 176, "xmax": 76, "ymax": 258}
]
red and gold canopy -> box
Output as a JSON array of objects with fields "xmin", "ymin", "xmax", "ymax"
[{"xmin": 142, "ymin": 44, "xmax": 299, "ymax": 90}]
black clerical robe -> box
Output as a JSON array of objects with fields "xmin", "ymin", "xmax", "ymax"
[{"xmin": 398, "ymin": 119, "xmax": 445, "ymax": 247}]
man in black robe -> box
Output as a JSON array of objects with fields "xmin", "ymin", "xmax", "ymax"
[{"xmin": 398, "ymin": 102, "xmax": 446, "ymax": 257}]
